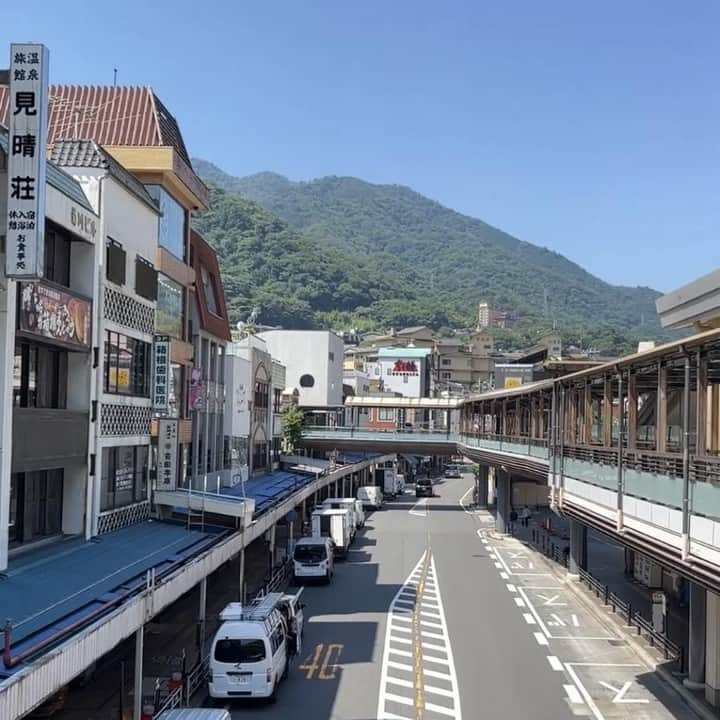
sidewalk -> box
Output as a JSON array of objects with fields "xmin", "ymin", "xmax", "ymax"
[
  {"xmin": 513, "ymin": 509, "xmax": 690, "ymax": 649},
  {"xmin": 506, "ymin": 508, "xmax": 719, "ymax": 720}
]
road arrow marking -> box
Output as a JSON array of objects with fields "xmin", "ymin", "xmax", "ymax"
[
  {"xmin": 598, "ymin": 680, "xmax": 649, "ymax": 704},
  {"xmin": 536, "ymin": 593, "xmax": 567, "ymax": 607}
]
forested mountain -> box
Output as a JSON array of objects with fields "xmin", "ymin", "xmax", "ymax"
[{"xmin": 193, "ymin": 160, "xmax": 672, "ymax": 354}]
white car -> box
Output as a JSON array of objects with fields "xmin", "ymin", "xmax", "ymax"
[{"xmin": 293, "ymin": 536, "xmax": 334, "ymax": 583}]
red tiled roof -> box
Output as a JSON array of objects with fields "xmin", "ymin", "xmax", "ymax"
[
  {"xmin": 0, "ymin": 85, "xmax": 191, "ymax": 166},
  {"xmin": 190, "ymin": 230, "xmax": 231, "ymax": 342}
]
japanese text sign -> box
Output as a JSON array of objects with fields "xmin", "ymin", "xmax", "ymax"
[
  {"xmin": 157, "ymin": 418, "xmax": 178, "ymax": 491},
  {"xmin": 153, "ymin": 335, "xmax": 171, "ymax": 413},
  {"xmin": 6, "ymin": 44, "xmax": 49, "ymax": 278}
]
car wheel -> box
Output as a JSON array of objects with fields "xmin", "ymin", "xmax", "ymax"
[{"xmin": 268, "ymin": 682, "xmax": 278, "ymax": 704}]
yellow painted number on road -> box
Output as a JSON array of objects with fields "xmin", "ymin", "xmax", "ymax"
[{"xmin": 299, "ymin": 643, "xmax": 344, "ymax": 680}]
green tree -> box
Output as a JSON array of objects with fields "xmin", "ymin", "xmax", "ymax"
[{"xmin": 282, "ymin": 404, "xmax": 305, "ymax": 454}]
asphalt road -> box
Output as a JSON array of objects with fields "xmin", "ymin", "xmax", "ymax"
[{"xmin": 212, "ymin": 472, "xmax": 575, "ymax": 720}]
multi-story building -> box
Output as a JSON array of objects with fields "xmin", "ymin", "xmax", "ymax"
[
  {"xmin": 50, "ymin": 140, "xmax": 161, "ymax": 535},
  {"xmin": 271, "ymin": 359, "xmax": 286, "ymax": 465},
  {"xmin": 0, "ymin": 129, "xmax": 100, "ymax": 567},
  {"xmin": 187, "ymin": 229, "xmax": 231, "ymax": 492},
  {"xmin": 225, "ymin": 334, "xmax": 274, "ymax": 477},
  {"xmin": 4, "ymin": 84, "xmax": 211, "ymax": 494},
  {"xmin": 478, "ymin": 301, "xmax": 514, "ymax": 329},
  {"xmin": 434, "ymin": 331, "xmax": 494, "ymax": 394},
  {"xmin": 257, "ymin": 329, "xmax": 344, "ymax": 408}
]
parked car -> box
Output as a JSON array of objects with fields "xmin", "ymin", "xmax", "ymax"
[
  {"xmin": 209, "ymin": 591, "xmax": 304, "ymax": 702},
  {"xmin": 415, "ymin": 476, "xmax": 433, "ymax": 497},
  {"xmin": 357, "ymin": 485, "xmax": 383, "ymax": 510},
  {"xmin": 293, "ymin": 536, "xmax": 334, "ymax": 583}
]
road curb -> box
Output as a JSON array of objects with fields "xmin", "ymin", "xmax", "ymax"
[{"xmin": 518, "ymin": 536, "xmax": 719, "ymax": 720}]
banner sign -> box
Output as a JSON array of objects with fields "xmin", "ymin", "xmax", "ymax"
[
  {"xmin": 152, "ymin": 335, "xmax": 170, "ymax": 413},
  {"xmin": 18, "ymin": 280, "xmax": 91, "ymax": 349},
  {"xmin": 189, "ymin": 367, "xmax": 204, "ymax": 410},
  {"xmin": 6, "ymin": 43, "xmax": 49, "ymax": 278},
  {"xmin": 391, "ymin": 360, "xmax": 418, "ymax": 375},
  {"xmin": 157, "ymin": 418, "xmax": 178, "ymax": 491}
]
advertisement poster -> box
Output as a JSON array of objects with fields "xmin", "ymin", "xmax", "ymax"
[
  {"xmin": 18, "ymin": 280, "xmax": 91, "ymax": 349},
  {"xmin": 189, "ymin": 367, "xmax": 204, "ymax": 410}
]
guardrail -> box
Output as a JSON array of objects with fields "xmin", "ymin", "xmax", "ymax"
[{"xmin": 526, "ymin": 526, "xmax": 684, "ymax": 671}]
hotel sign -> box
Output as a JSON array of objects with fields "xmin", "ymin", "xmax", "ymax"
[
  {"xmin": 157, "ymin": 418, "xmax": 178, "ymax": 491},
  {"xmin": 152, "ymin": 335, "xmax": 170, "ymax": 413},
  {"xmin": 391, "ymin": 360, "xmax": 418, "ymax": 375},
  {"xmin": 6, "ymin": 44, "xmax": 50, "ymax": 278}
]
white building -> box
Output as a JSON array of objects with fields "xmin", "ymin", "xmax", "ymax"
[
  {"xmin": 376, "ymin": 347, "xmax": 432, "ymax": 398},
  {"xmin": 51, "ymin": 140, "xmax": 160, "ymax": 535},
  {"xmin": 256, "ymin": 330, "xmax": 344, "ymax": 408}
]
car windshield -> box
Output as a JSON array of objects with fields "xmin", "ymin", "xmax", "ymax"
[
  {"xmin": 295, "ymin": 544, "xmax": 326, "ymax": 562},
  {"xmin": 214, "ymin": 638, "xmax": 266, "ymax": 664},
  {"xmin": 417, "ymin": 478, "xmax": 431, "ymax": 485}
]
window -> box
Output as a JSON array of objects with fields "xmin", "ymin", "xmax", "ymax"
[
  {"xmin": 210, "ymin": 342, "xmax": 218, "ymax": 382},
  {"xmin": 146, "ymin": 185, "xmax": 186, "ymax": 259},
  {"xmin": 379, "ymin": 408, "xmax": 395, "ymax": 421},
  {"xmin": 44, "ymin": 224, "xmax": 71, "ymax": 287},
  {"xmin": 135, "ymin": 256, "xmax": 158, "ymax": 301},
  {"xmin": 214, "ymin": 639, "xmax": 266, "ymax": 664},
  {"xmin": 253, "ymin": 442, "xmax": 268, "ymax": 471},
  {"xmin": 13, "ymin": 342, "xmax": 66, "ymax": 408},
  {"xmin": 106, "ymin": 240, "xmax": 126, "ymax": 286},
  {"xmin": 273, "ymin": 388, "xmax": 282, "ymax": 413},
  {"xmin": 201, "ymin": 266, "xmax": 220, "ymax": 316},
  {"xmin": 104, "ymin": 331, "xmax": 151, "ymax": 397},
  {"xmin": 299, "ymin": 374, "xmax": 314, "ymax": 388},
  {"xmin": 9, "ymin": 470, "xmax": 63, "ymax": 544},
  {"xmin": 156, "ymin": 275, "xmax": 184, "ymax": 338},
  {"xmin": 272, "ymin": 436, "xmax": 281, "ymax": 460},
  {"xmin": 403, "ymin": 375, "xmax": 409, "ymax": 383},
  {"xmin": 255, "ymin": 381, "xmax": 269, "ymax": 409},
  {"xmin": 328, "ymin": 351, "xmax": 335, "ymax": 362},
  {"xmin": 442, "ymin": 372, "xmax": 452, "ymax": 379},
  {"xmin": 101, "ymin": 445, "xmax": 148, "ymax": 510},
  {"xmin": 442, "ymin": 358, "xmax": 451, "ymax": 366}
]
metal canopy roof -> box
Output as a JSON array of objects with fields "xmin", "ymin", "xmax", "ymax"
[{"xmin": 345, "ymin": 396, "xmax": 463, "ymax": 409}]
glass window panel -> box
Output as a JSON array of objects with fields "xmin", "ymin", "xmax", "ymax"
[
  {"xmin": 135, "ymin": 446, "xmax": 148, "ymax": 501},
  {"xmin": 156, "ymin": 275, "xmax": 184, "ymax": 338},
  {"xmin": 116, "ymin": 335, "xmax": 132, "ymax": 394},
  {"xmin": 146, "ymin": 186, "xmax": 185, "ymax": 259}
]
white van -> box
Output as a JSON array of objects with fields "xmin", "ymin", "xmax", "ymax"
[
  {"xmin": 159, "ymin": 711, "xmax": 231, "ymax": 720},
  {"xmin": 322, "ymin": 498, "xmax": 360, "ymax": 537},
  {"xmin": 383, "ymin": 468, "xmax": 400, "ymax": 498},
  {"xmin": 353, "ymin": 499, "xmax": 366, "ymax": 528},
  {"xmin": 357, "ymin": 485, "xmax": 383, "ymax": 510},
  {"xmin": 209, "ymin": 593, "xmax": 303, "ymax": 702},
  {"xmin": 311, "ymin": 508, "xmax": 352, "ymax": 556},
  {"xmin": 293, "ymin": 536, "xmax": 334, "ymax": 583}
]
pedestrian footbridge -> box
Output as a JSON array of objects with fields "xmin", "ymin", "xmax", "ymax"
[{"xmin": 304, "ymin": 327, "xmax": 720, "ymax": 596}]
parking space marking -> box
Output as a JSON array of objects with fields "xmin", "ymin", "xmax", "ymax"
[
  {"xmin": 547, "ymin": 655, "xmax": 564, "ymax": 671},
  {"xmin": 514, "ymin": 597, "xmax": 525, "ymax": 607},
  {"xmin": 564, "ymin": 684, "xmax": 584, "ymax": 704},
  {"xmin": 523, "ymin": 613, "xmax": 536, "ymax": 625},
  {"xmin": 534, "ymin": 632, "xmax": 548, "ymax": 646}
]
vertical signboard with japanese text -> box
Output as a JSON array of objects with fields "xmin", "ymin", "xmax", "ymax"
[
  {"xmin": 6, "ymin": 44, "xmax": 49, "ymax": 278},
  {"xmin": 152, "ymin": 335, "xmax": 170, "ymax": 413},
  {"xmin": 157, "ymin": 418, "xmax": 178, "ymax": 491}
]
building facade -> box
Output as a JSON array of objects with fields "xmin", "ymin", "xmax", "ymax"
[
  {"xmin": 257, "ymin": 329, "xmax": 344, "ymax": 408},
  {"xmin": 0, "ymin": 130, "xmax": 100, "ymax": 568}
]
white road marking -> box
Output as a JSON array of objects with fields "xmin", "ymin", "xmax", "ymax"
[
  {"xmin": 409, "ymin": 497, "xmax": 429, "ymax": 517},
  {"xmin": 500, "ymin": 572, "xmax": 509, "ymax": 580},
  {"xmin": 564, "ymin": 684, "xmax": 584, "ymax": 705},
  {"xmin": 523, "ymin": 613, "xmax": 536, "ymax": 625},
  {"xmin": 377, "ymin": 551, "xmax": 462, "ymax": 720},
  {"xmin": 494, "ymin": 562, "xmax": 503, "ymax": 569},
  {"xmin": 548, "ymin": 655, "xmax": 564, "ymax": 671},
  {"xmin": 598, "ymin": 680, "xmax": 649, "ymax": 704},
  {"xmin": 514, "ymin": 597, "xmax": 526, "ymax": 607},
  {"xmin": 459, "ymin": 484, "xmax": 475, "ymax": 514},
  {"xmin": 536, "ymin": 593, "xmax": 567, "ymax": 607},
  {"xmin": 564, "ymin": 664, "xmax": 605, "ymax": 720},
  {"xmin": 534, "ymin": 632, "xmax": 548, "ymax": 645},
  {"xmin": 506, "ymin": 583, "xmax": 517, "ymax": 592}
]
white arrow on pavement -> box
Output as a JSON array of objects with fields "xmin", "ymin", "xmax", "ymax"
[
  {"xmin": 536, "ymin": 593, "xmax": 567, "ymax": 607},
  {"xmin": 598, "ymin": 680, "xmax": 649, "ymax": 704}
]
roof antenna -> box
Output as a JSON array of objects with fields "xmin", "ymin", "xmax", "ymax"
[{"xmin": 113, "ymin": 68, "xmax": 118, "ymax": 87}]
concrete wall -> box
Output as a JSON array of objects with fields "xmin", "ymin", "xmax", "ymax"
[{"xmin": 258, "ymin": 330, "xmax": 343, "ymax": 407}]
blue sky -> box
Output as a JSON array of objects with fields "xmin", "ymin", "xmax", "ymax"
[{"xmin": 3, "ymin": 1, "xmax": 718, "ymax": 292}]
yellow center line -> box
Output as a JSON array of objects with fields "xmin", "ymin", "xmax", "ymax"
[{"xmin": 413, "ymin": 550, "xmax": 431, "ymax": 720}]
